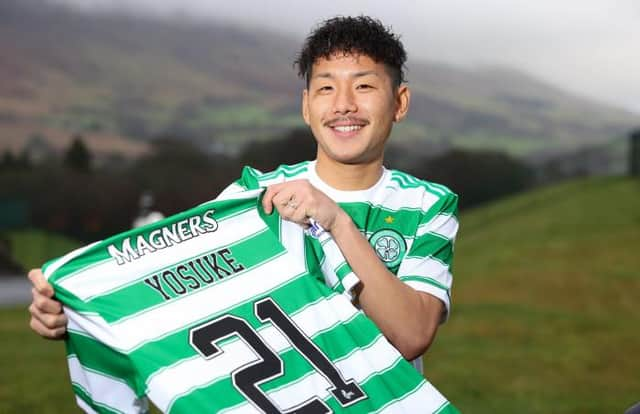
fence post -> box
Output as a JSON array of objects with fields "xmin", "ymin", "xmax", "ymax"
[{"xmin": 631, "ymin": 130, "xmax": 640, "ymax": 177}]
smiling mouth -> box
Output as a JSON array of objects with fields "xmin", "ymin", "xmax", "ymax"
[
  {"xmin": 332, "ymin": 125, "xmax": 363, "ymax": 133},
  {"xmin": 325, "ymin": 117, "xmax": 368, "ymax": 133}
]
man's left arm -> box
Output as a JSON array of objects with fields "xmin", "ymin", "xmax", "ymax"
[
  {"xmin": 263, "ymin": 180, "xmax": 458, "ymax": 360},
  {"xmin": 330, "ymin": 212, "xmax": 445, "ymax": 360}
]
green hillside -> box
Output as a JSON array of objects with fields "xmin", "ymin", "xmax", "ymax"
[{"xmin": 425, "ymin": 176, "xmax": 640, "ymax": 413}]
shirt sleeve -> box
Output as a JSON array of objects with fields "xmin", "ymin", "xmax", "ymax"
[{"xmin": 396, "ymin": 191, "xmax": 459, "ymax": 323}]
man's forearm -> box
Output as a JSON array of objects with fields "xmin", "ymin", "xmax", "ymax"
[{"xmin": 329, "ymin": 210, "xmax": 442, "ymax": 360}]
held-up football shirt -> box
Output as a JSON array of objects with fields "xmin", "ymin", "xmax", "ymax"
[{"xmin": 44, "ymin": 190, "xmax": 459, "ymax": 414}]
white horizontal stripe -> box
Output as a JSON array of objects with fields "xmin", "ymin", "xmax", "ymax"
[
  {"xmin": 376, "ymin": 381, "xmax": 448, "ymax": 414},
  {"xmin": 397, "ymin": 257, "xmax": 452, "ymax": 289},
  {"xmin": 58, "ymin": 209, "xmax": 266, "ymax": 301},
  {"xmin": 222, "ymin": 335, "xmax": 404, "ymax": 414},
  {"xmin": 153, "ymin": 294, "xmax": 361, "ymax": 412},
  {"xmin": 416, "ymin": 214, "xmax": 459, "ymax": 240},
  {"xmin": 68, "ymin": 355, "xmax": 144, "ymax": 414}
]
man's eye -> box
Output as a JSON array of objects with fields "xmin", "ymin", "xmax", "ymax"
[
  {"xmin": 357, "ymin": 84, "xmax": 373, "ymax": 90},
  {"xmin": 318, "ymin": 86, "xmax": 333, "ymax": 92}
]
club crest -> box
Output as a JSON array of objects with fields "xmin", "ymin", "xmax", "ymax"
[{"xmin": 369, "ymin": 229, "xmax": 406, "ymax": 268}]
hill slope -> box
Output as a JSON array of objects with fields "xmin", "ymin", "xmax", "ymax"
[
  {"xmin": 426, "ymin": 176, "xmax": 640, "ymax": 413},
  {"xmin": 0, "ymin": 0, "xmax": 636, "ymax": 160}
]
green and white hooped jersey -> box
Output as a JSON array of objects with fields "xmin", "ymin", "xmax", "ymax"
[
  {"xmin": 221, "ymin": 161, "xmax": 460, "ymax": 372},
  {"xmin": 44, "ymin": 190, "xmax": 459, "ymax": 414}
]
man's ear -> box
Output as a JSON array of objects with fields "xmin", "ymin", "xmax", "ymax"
[
  {"xmin": 302, "ymin": 89, "xmax": 310, "ymax": 125},
  {"xmin": 393, "ymin": 84, "xmax": 411, "ymax": 122}
]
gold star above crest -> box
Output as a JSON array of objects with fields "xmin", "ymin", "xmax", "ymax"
[{"xmin": 384, "ymin": 215, "xmax": 395, "ymax": 224}]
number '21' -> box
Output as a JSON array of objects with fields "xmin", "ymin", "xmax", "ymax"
[{"xmin": 189, "ymin": 297, "xmax": 366, "ymax": 413}]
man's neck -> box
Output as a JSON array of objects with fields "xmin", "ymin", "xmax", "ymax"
[{"xmin": 315, "ymin": 156, "xmax": 384, "ymax": 191}]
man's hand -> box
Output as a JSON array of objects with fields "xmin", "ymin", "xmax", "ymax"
[
  {"xmin": 262, "ymin": 180, "xmax": 347, "ymax": 231},
  {"xmin": 27, "ymin": 268, "xmax": 67, "ymax": 339}
]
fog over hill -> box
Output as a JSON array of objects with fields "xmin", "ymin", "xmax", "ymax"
[{"xmin": 0, "ymin": 0, "xmax": 636, "ymax": 161}]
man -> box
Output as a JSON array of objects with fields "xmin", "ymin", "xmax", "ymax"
[{"xmin": 28, "ymin": 16, "xmax": 459, "ymax": 372}]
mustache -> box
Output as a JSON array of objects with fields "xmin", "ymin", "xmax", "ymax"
[{"xmin": 323, "ymin": 116, "xmax": 369, "ymax": 127}]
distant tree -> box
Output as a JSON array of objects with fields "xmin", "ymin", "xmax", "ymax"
[
  {"xmin": 0, "ymin": 150, "xmax": 30, "ymax": 172},
  {"xmin": 239, "ymin": 127, "xmax": 317, "ymax": 172},
  {"xmin": 130, "ymin": 137, "xmax": 238, "ymax": 215},
  {"xmin": 0, "ymin": 151, "xmax": 16, "ymax": 171},
  {"xmin": 64, "ymin": 135, "xmax": 92, "ymax": 173},
  {"xmin": 413, "ymin": 149, "xmax": 535, "ymax": 209}
]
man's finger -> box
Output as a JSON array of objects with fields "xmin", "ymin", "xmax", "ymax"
[
  {"xmin": 262, "ymin": 184, "xmax": 283, "ymax": 214},
  {"xmin": 29, "ymin": 302, "xmax": 67, "ymax": 329},
  {"xmin": 28, "ymin": 268, "xmax": 54, "ymax": 297},
  {"xmin": 29, "ymin": 316, "xmax": 66, "ymax": 340},
  {"xmin": 32, "ymin": 288, "xmax": 63, "ymax": 313}
]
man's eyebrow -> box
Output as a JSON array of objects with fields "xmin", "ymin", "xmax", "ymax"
[
  {"xmin": 312, "ymin": 70, "xmax": 379, "ymax": 79},
  {"xmin": 352, "ymin": 70, "xmax": 379, "ymax": 78}
]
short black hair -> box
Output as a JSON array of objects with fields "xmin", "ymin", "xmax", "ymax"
[{"xmin": 295, "ymin": 16, "xmax": 407, "ymax": 88}]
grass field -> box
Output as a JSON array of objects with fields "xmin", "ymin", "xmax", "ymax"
[
  {"xmin": 0, "ymin": 176, "xmax": 638, "ymax": 413},
  {"xmin": 425, "ymin": 176, "xmax": 640, "ymax": 413}
]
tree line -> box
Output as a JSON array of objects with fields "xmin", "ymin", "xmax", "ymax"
[{"xmin": 0, "ymin": 128, "xmax": 535, "ymax": 243}]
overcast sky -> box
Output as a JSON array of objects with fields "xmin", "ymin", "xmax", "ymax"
[{"xmin": 52, "ymin": 0, "xmax": 640, "ymax": 114}]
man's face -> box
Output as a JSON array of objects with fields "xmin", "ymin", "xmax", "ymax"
[{"xmin": 302, "ymin": 53, "xmax": 410, "ymax": 166}]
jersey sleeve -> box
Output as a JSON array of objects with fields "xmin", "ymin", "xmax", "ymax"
[
  {"xmin": 397, "ymin": 191, "xmax": 459, "ymax": 323},
  {"xmin": 43, "ymin": 259, "xmax": 148, "ymax": 414}
]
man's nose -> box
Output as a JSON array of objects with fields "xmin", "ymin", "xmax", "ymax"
[{"xmin": 332, "ymin": 88, "xmax": 357, "ymax": 114}]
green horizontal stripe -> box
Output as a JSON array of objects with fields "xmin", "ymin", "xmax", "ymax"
[
  {"xmin": 339, "ymin": 202, "xmax": 425, "ymax": 237},
  {"xmin": 408, "ymin": 235, "xmax": 454, "ymax": 267}
]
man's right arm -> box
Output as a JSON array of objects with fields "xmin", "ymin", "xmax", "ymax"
[{"xmin": 28, "ymin": 268, "xmax": 68, "ymax": 339}]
